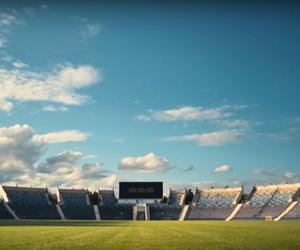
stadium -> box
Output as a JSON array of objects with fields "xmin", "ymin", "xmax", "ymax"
[
  {"xmin": 1, "ymin": 0, "xmax": 300, "ymax": 249},
  {"xmin": 0, "ymin": 182, "xmax": 300, "ymax": 249}
]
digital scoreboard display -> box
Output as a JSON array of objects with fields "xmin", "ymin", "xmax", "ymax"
[{"xmin": 119, "ymin": 182, "xmax": 163, "ymax": 199}]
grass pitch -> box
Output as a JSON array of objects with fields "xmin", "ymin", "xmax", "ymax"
[{"xmin": 0, "ymin": 220, "xmax": 299, "ymax": 250}]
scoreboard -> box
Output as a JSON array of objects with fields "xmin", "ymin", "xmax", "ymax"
[{"xmin": 119, "ymin": 182, "xmax": 163, "ymax": 199}]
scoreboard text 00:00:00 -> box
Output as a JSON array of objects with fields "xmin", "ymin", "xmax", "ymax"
[{"xmin": 128, "ymin": 187, "xmax": 154, "ymax": 193}]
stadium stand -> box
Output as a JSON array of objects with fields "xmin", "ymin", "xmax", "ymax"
[
  {"xmin": 283, "ymin": 201, "xmax": 300, "ymax": 219},
  {"xmin": 99, "ymin": 189, "xmax": 117, "ymax": 206},
  {"xmin": 187, "ymin": 187, "xmax": 242, "ymax": 220},
  {"xmin": 149, "ymin": 204, "xmax": 182, "ymax": 220},
  {"xmin": 149, "ymin": 190, "xmax": 185, "ymax": 220},
  {"xmin": 0, "ymin": 199, "xmax": 13, "ymax": 219},
  {"xmin": 0, "ymin": 185, "xmax": 60, "ymax": 219},
  {"xmin": 0, "ymin": 183, "xmax": 299, "ymax": 221},
  {"xmin": 98, "ymin": 189, "xmax": 133, "ymax": 220},
  {"xmin": 99, "ymin": 204, "xmax": 133, "ymax": 220},
  {"xmin": 235, "ymin": 184, "xmax": 300, "ymax": 219},
  {"xmin": 256, "ymin": 184, "xmax": 300, "ymax": 219},
  {"xmin": 168, "ymin": 189, "xmax": 185, "ymax": 206},
  {"xmin": 58, "ymin": 188, "xmax": 95, "ymax": 220},
  {"xmin": 280, "ymin": 187, "xmax": 300, "ymax": 219}
]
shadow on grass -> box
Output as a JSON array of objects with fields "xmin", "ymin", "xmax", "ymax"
[{"xmin": 0, "ymin": 220, "xmax": 131, "ymax": 227}]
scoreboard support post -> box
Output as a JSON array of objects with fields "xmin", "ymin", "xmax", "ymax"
[{"xmin": 119, "ymin": 182, "xmax": 163, "ymax": 221}]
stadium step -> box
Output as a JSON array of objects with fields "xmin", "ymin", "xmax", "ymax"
[
  {"xmin": 179, "ymin": 205, "xmax": 189, "ymax": 221},
  {"xmin": 93, "ymin": 205, "xmax": 101, "ymax": 220},
  {"xmin": 225, "ymin": 203, "xmax": 243, "ymax": 221},
  {"xmin": 145, "ymin": 205, "xmax": 150, "ymax": 220},
  {"xmin": 274, "ymin": 201, "xmax": 298, "ymax": 221},
  {"xmin": 3, "ymin": 202, "xmax": 19, "ymax": 220},
  {"xmin": 56, "ymin": 204, "xmax": 66, "ymax": 220}
]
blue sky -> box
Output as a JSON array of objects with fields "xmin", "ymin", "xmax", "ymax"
[{"xmin": 0, "ymin": 1, "xmax": 300, "ymax": 190}]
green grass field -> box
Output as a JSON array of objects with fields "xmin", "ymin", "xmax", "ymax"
[{"xmin": 0, "ymin": 220, "xmax": 299, "ymax": 250}]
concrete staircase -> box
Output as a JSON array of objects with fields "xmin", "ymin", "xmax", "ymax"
[
  {"xmin": 225, "ymin": 203, "xmax": 243, "ymax": 221},
  {"xmin": 145, "ymin": 205, "xmax": 150, "ymax": 221},
  {"xmin": 274, "ymin": 201, "xmax": 298, "ymax": 221},
  {"xmin": 179, "ymin": 205, "xmax": 189, "ymax": 221},
  {"xmin": 93, "ymin": 205, "xmax": 101, "ymax": 220},
  {"xmin": 56, "ymin": 204, "xmax": 66, "ymax": 220},
  {"xmin": 3, "ymin": 202, "xmax": 19, "ymax": 220}
]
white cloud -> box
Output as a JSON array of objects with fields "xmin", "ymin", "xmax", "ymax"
[
  {"xmin": 35, "ymin": 130, "xmax": 89, "ymax": 144},
  {"xmin": 42, "ymin": 105, "xmax": 68, "ymax": 112},
  {"xmin": 0, "ymin": 124, "xmax": 89, "ymax": 177},
  {"xmin": 253, "ymin": 168, "xmax": 278, "ymax": 176},
  {"xmin": 284, "ymin": 172, "xmax": 300, "ymax": 182},
  {"xmin": 163, "ymin": 130, "xmax": 241, "ymax": 146},
  {"xmin": 213, "ymin": 164, "xmax": 232, "ymax": 173},
  {"xmin": 138, "ymin": 105, "xmax": 251, "ymax": 147},
  {"xmin": 112, "ymin": 138, "xmax": 125, "ymax": 144},
  {"xmin": 0, "ymin": 12, "xmax": 22, "ymax": 48},
  {"xmin": 135, "ymin": 115, "xmax": 151, "ymax": 122},
  {"xmin": 136, "ymin": 105, "xmax": 232, "ymax": 122},
  {"xmin": 252, "ymin": 168, "xmax": 300, "ymax": 184},
  {"xmin": 0, "ymin": 124, "xmax": 116, "ymax": 189},
  {"xmin": 118, "ymin": 153, "xmax": 174, "ymax": 173},
  {"xmin": 82, "ymin": 23, "xmax": 101, "ymax": 39},
  {"xmin": 34, "ymin": 151, "xmax": 111, "ymax": 188},
  {"xmin": 291, "ymin": 117, "xmax": 300, "ymax": 124},
  {"xmin": 12, "ymin": 60, "xmax": 28, "ymax": 68},
  {"xmin": 0, "ymin": 11, "xmax": 102, "ymax": 112},
  {"xmin": 37, "ymin": 150, "xmax": 83, "ymax": 173},
  {"xmin": 0, "ymin": 124, "xmax": 47, "ymax": 182},
  {"xmin": 0, "ymin": 65, "xmax": 101, "ymax": 112},
  {"xmin": 268, "ymin": 128, "xmax": 300, "ymax": 142},
  {"xmin": 76, "ymin": 17, "xmax": 101, "ymax": 41},
  {"xmin": 220, "ymin": 119, "xmax": 250, "ymax": 129}
]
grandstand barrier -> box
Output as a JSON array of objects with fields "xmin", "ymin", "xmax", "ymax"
[
  {"xmin": 225, "ymin": 203, "xmax": 243, "ymax": 221},
  {"xmin": 179, "ymin": 205, "xmax": 189, "ymax": 221},
  {"xmin": 93, "ymin": 205, "xmax": 101, "ymax": 220},
  {"xmin": 274, "ymin": 201, "xmax": 298, "ymax": 221}
]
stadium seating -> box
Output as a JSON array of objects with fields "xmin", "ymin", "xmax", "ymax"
[
  {"xmin": 1, "ymin": 186, "xmax": 60, "ymax": 219},
  {"xmin": 0, "ymin": 183, "xmax": 299, "ymax": 221},
  {"xmin": 149, "ymin": 204, "xmax": 182, "ymax": 220},
  {"xmin": 98, "ymin": 189, "xmax": 117, "ymax": 206},
  {"xmin": 235, "ymin": 185, "xmax": 277, "ymax": 219},
  {"xmin": 187, "ymin": 187, "xmax": 242, "ymax": 220},
  {"xmin": 256, "ymin": 184, "xmax": 300, "ymax": 219},
  {"xmin": 235, "ymin": 184, "xmax": 300, "ymax": 219},
  {"xmin": 58, "ymin": 189, "xmax": 95, "ymax": 220},
  {"xmin": 168, "ymin": 189, "xmax": 185, "ymax": 206},
  {"xmin": 0, "ymin": 200, "xmax": 13, "ymax": 219},
  {"xmin": 284, "ymin": 201, "xmax": 300, "ymax": 219},
  {"xmin": 99, "ymin": 204, "xmax": 133, "ymax": 220},
  {"xmin": 98, "ymin": 189, "xmax": 132, "ymax": 219}
]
